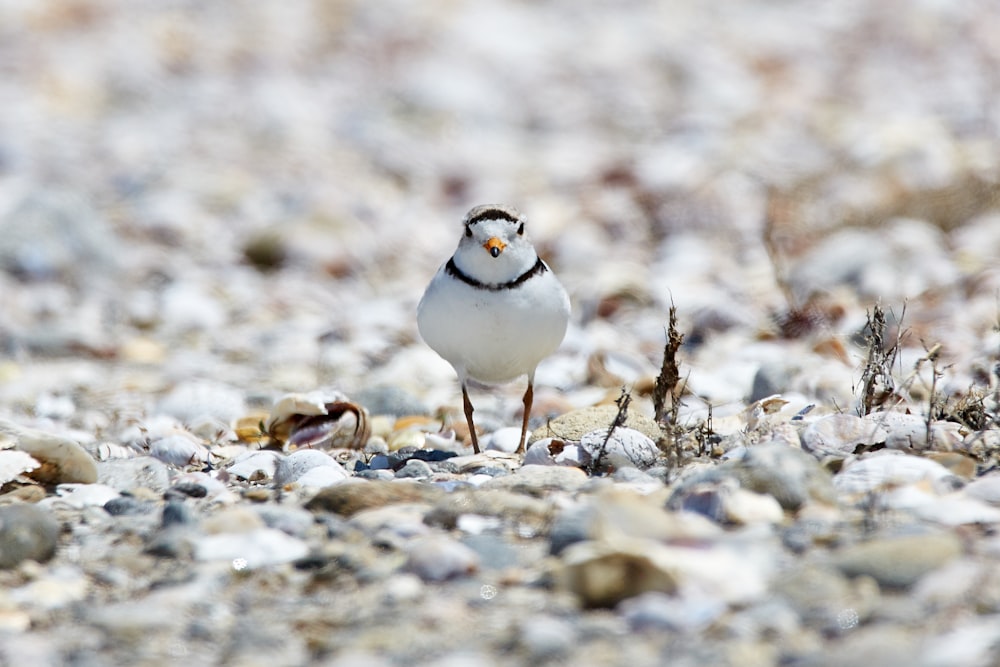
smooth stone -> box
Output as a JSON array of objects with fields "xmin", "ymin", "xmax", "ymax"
[
  {"xmin": 518, "ymin": 614, "xmax": 576, "ymax": 660},
  {"xmin": 734, "ymin": 441, "xmax": 837, "ymax": 510},
  {"xmin": 580, "ymin": 427, "xmax": 659, "ymax": 470},
  {"xmin": 148, "ymin": 432, "xmax": 209, "ymax": 468},
  {"xmin": 395, "ymin": 458, "xmax": 433, "ymax": 479},
  {"xmin": 773, "ymin": 564, "xmax": 879, "ymax": 634},
  {"xmin": 671, "ymin": 477, "xmax": 785, "ymax": 526},
  {"xmin": 866, "ymin": 412, "xmax": 964, "ymax": 451},
  {"xmin": 551, "ymin": 486, "xmax": 719, "ymax": 556},
  {"xmin": 556, "ymin": 538, "xmax": 679, "ymax": 608},
  {"xmin": 103, "ymin": 495, "xmax": 156, "ymax": 516},
  {"xmin": 832, "ymin": 532, "xmax": 963, "ymax": 589},
  {"xmin": 349, "ymin": 503, "xmax": 432, "ymax": 540},
  {"xmin": 424, "ymin": 489, "xmax": 553, "ymax": 530},
  {"xmin": 406, "ymin": 535, "xmax": 479, "ymax": 581},
  {"xmin": 618, "ymin": 591, "xmax": 726, "ymax": 632},
  {"xmin": 530, "ymin": 405, "xmax": 663, "ymax": 444},
  {"xmin": 834, "ymin": 453, "xmax": 957, "ymax": 498},
  {"xmin": 200, "ymin": 506, "xmax": 266, "ymax": 534},
  {"xmin": 879, "ymin": 486, "xmax": 1000, "ymax": 525},
  {"xmin": 97, "ymin": 457, "xmax": 172, "ymax": 493},
  {"xmin": 480, "ymin": 465, "xmax": 588, "ymax": 496},
  {"xmin": 273, "ymin": 449, "xmax": 347, "ymax": 487},
  {"xmin": 963, "ymin": 472, "xmax": 1000, "ymax": 505},
  {"xmin": 800, "ymin": 414, "xmax": 887, "ymax": 458},
  {"xmin": 41, "ymin": 483, "xmax": 120, "ymax": 509},
  {"xmin": 193, "ymin": 528, "xmax": 309, "ymax": 568},
  {"xmin": 294, "ymin": 465, "xmax": 351, "ymax": 489},
  {"xmin": 0, "ymin": 419, "xmax": 98, "ymax": 484},
  {"xmin": 0, "ymin": 504, "xmax": 60, "ymax": 568},
  {"xmin": 252, "ymin": 505, "xmax": 316, "ymax": 538},
  {"xmin": 305, "ymin": 480, "xmax": 446, "ymax": 517}
]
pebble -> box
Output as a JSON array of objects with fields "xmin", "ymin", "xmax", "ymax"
[
  {"xmin": 395, "ymin": 458, "xmax": 433, "ymax": 479},
  {"xmin": 406, "ymin": 535, "xmax": 479, "ymax": 581},
  {"xmin": 618, "ymin": 590, "xmax": 726, "ymax": 632},
  {"xmin": 580, "ymin": 427, "xmax": 659, "ymax": 470},
  {"xmin": 733, "ymin": 441, "xmax": 837, "ymax": 510},
  {"xmin": 273, "ymin": 449, "xmax": 348, "ymax": 487},
  {"xmin": 832, "ymin": 532, "xmax": 963, "ymax": 589},
  {"xmin": 480, "ymin": 465, "xmax": 588, "ymax": 496},
  {"xmin": 193, "ymin": 528, "xmax": 310, "ymax": 568},
  {"xmin": 522, "ymin": 438, "xmax": 592, "ymax": 467},
  {"xmin": 529, "ymin": 406, "xmax": 663, "ymax": 443},
  {"xmin": 0, "ymin": 504, "xmax": 60, "ymax": 569},
  {"xmin": 305, "ymin": 480, "xmax": 446, "ymax": 516},
  {"xmin": 834, "ymin": 453, "xmax": 958, "ymax": 499},
  {"xmin": 800, "ymin": 414, "xmax": 887, "ymax": 458},
  {"xmin": 96, "ymin": 457, "xmax": 172, "ymax": 493}
]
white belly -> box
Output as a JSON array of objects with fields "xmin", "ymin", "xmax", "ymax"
[{"xmin": 417, "ymin": 265, "xmax": 570, "ymax": 384}]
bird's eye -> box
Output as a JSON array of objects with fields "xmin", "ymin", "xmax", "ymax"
[
  {"xmin": 517, "ymin": 222, "xmax": 524, "ymax": 235},
  {"xmin": 465, "ymin": 226, "xmax": 472, "ymax": 238}
]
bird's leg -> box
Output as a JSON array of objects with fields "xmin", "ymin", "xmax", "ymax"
[
  {"xmin": 517, "ymin": 378, "xmax": 534, "ymax": 454},
  {"xmin": 462, "ymin": 383, "xmax": 480, "ymax": 454}
]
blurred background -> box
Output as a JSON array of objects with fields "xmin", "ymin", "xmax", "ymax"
[{"xmin": 1, "ymin": 0, "xmax": 998, "ymax": 429}]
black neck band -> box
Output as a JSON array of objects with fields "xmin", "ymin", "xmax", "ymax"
[{"xmin": 445, "ymin": 256, "xmax": 547, "ymax": 291}]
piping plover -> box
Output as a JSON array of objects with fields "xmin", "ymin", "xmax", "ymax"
[{"xmin": 418, "ymin": 205, "xmax": 570, "ymax": 454}]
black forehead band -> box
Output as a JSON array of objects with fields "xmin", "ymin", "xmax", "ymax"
[{"xmin": 465, "ymin": 208, "xmax": 521, "ymax": 227}]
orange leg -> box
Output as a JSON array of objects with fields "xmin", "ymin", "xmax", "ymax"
[
  {"xmin": 517, "ymin": 380, "xmax": 534, "ymax": 454},
  {"xmin": 462, "ymin": 384, "xmax": 480, "ymax": 454}
]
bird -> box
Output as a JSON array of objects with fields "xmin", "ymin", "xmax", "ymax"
[{"xmin": 417, "ymin": 204, "xmax": 570, "ymax": 454}]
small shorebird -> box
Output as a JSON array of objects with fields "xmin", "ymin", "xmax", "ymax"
[{"xmin": 417, "ymin": 205, "xmax": 570, "ymax": 454}]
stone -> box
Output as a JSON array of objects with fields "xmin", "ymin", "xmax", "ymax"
[
  {"xmin": 580, "ymin": 427, "xmax": 659, "ymax": 470},
  {"xmin": 832, "ymin": 532, "xmax": 963, "ymax": 589},
  {"xmin": 480, "ymin": 465, "xmax": 588, "ymax": 496},
  {"xmin": 800, "ymin": 414, "xmax": 887, "ymax": 458},
  {"xmin": 305, "ymin": 480, "xmax": 445, "ymax": 517},
  {"xmin": 529, "ymin": 406, "xmax": 663, "ymax": 443},
  {"xmin": 406, "ymin": 535, "xmax": 479, "ymax": 581},
  {"xmin": 0, "ymin": 504, "xmax": 60, "ymax": 569}
]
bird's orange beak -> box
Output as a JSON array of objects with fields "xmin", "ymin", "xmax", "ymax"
[{"xmin": 483, "ymin": 237, "xmax": 506, "ymax": 258}]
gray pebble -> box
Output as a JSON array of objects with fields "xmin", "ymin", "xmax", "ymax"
[
  {"xmin": 0, "ymin": 504, "xmax": 60, "ymax": 569},
  {"xmin": 395, "ymin": 458, "xmax": 433, "ymax": 479}
]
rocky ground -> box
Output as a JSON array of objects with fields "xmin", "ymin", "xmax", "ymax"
[{"xmin": 2, "ymin": 1, "xmax": 1000, "ymax": 665}]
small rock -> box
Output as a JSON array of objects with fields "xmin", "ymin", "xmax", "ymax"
[
  {"xmin": 395, "ymin": 458, "xmax": 433, "ymax": 479},
  {"xmin": 406, "ymin": 535, "xmax": 479, "ymax": 581},
  {"xmin": 0, "ymin": 450, "xmax": 40, "ymax": 484},
  {"xmin": 800, "ymin": 414, "xmax": 887, "ymax": 458},
  {"xmin": 832, "ymin": 532, "xmax": 963, "ymax": 588},
  {"xmin": 305, "ymin": 480, "xmax": 445, "ymax": 516},
  {"xmin": 97, "ymin": 457, "xmax": 172, "ymax": 493},
  {"xmin": 834, "ymin": 452, "xmax": 957, "ymax": 499},
  {"xmin": 0, "ymin": 504, "xmax": 60, "ymax": 569},
  {"xmin": 580, "ymin": 427, "xmax": 659, "ymax": 470},
  {"xmin": 274, "ymin": 449, "xmax": 348, "ymax": 487},
  {"xmin": 618, "ymin": 591, "xmax": 726, "ymax": 632},
  {"xmin": 519, "ymin": 614, "xmax": 576, "ymax": 660},
  {"xmin": 41, "ymin": 483, "xmax": 120, "ymax": 509},
  {"xmin": 481, "ymin": 465, "xmax": 588, "ymax": 496},
  {"xmin": 735, "ymin": 441, "xmax": 837, "ymax": 510},
  {"xmin": 556, "ymin": 538, "xmax": 679, "ymax": 608},
  {"xmin": 193, "ymin": 528, "xmax": 310, "ymax": 568},
  {"xmin": 530, "ymin": 405, "xmax": 663, "ymax": 443}
]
